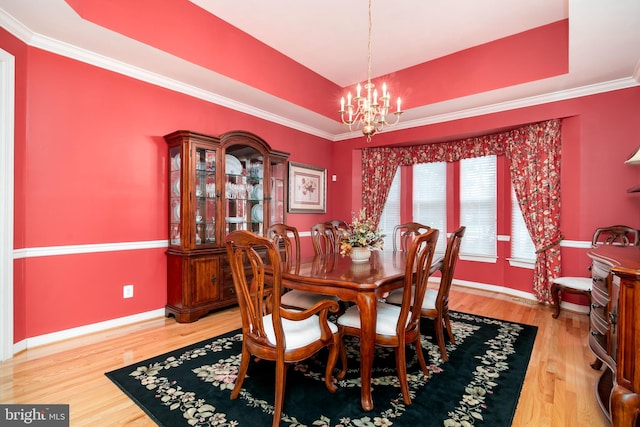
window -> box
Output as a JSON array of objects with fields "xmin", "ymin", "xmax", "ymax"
[
  {"xmin": 459, "ymin": 155, "xmax": 497, "ymax": 258},
  {"xmin": 378, "ymin": 167, "xmax": 400, "ymax": 250},
  {"xmin": 511, "ymin": 187, "xmax": 536, "ymax": 262},
  {"xmin": 413, "ymin": 162, "xmax": 447, "ymax": 252}
]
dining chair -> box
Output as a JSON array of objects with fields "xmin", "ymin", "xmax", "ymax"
[
  {"xmin": 551, "ymin": 225, "xmax": 639, "ymax": 318},
  {"xmin": 386, "ymin": 226, "xmax": 465, "ymax": 362},
  {"xmin": 266, "ymin": 223, "xmax": 301, "ymax": 274},
  {"xmin": 311, "ymin": 222, "xmax": 340, "ymax": 255},
  {"xmin": 336, "ymin": 228, "xmax": 439, "ymax": 405},
  {"xmin": 268, "ymin": 224, "xmax": 341, "ymax": 310},
  {"xmin": 327, "ymin": 219, "xmax": 349, "ymax": 232},
  {"xmin": 392, "ymin": 222, "xmax": 431, "ymax": 252},
  {"xmin": 393, "ymin": 221, "xmax": 442, "ymax": 274},
  {"xmin": 225, "ymin": 230, "xmax": 342, "ymax": 427}
]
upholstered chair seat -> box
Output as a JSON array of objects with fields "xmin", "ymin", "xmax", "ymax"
[
  {"xmin": 263, "ymin": 312, "xmax": 339, "ymax": 349},
  {"xmin": 551, "ymin": 225, "xmax": 639, "ymax": 318},
  {"xmin": 338, "ymin": 302, "xmax": 410, "ymax": 335},
  {"xmin": 280, "ymin": 291, "xmax": 340, "ymax": 311}
]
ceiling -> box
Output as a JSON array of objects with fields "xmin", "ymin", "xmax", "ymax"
[{"xmin": 0, "ymin": 0, "xmax": 639, "ymax": 141}]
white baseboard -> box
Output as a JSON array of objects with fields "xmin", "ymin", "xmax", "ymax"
[
  {"xmin": 451, "ymin": 278, "xmax": 589, "ymax": 314},
  {"xmin": 13, "ymin": 308, "xmax": 166, "ymax": 353}
]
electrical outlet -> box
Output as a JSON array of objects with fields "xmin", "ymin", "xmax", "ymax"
[{"xmin": 123, "ymin": 284, "xmax": 134, "ymax": 298}]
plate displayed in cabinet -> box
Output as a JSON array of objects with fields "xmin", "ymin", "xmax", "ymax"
[
  {"xmin": 251, "ymin": 204, "xmax": 263, "ymax": 222},
  {"xmin": 173, "ymin": 204, "xmax": 180, "ymax": 221},
  {"xmin": 252, "ymin": 184, "xmax": 263, "ymax": 200},
  {"xmin": 225, "ymin": 154, "xmax": 243, "ymax": 175},
  {"xmin": 226, "ymin": 217, "xmax": 244, "ymax": 223},
  {"xmin": 173, "ymin": 178, "xmax": 180, "ymax": 196}
]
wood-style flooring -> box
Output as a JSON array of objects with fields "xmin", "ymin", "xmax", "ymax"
[{"xmin": 0, "ymin": 287, "xmax": 609, "ymax": 426}]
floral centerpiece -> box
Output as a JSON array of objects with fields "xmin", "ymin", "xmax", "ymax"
[{"xmin": 339, "ymin": 209, "xmax": 385, "ymax": 257}]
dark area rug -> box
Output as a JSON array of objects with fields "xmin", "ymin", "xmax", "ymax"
[{"xmin": 106, "ymin": 311, "xmax": 537, "ymax": 426}]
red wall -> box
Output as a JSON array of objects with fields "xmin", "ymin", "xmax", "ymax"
[{"xmin": 4, "ymin": 26, "xmax": 640, "ymax": 342}]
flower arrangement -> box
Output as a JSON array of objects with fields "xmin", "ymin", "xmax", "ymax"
[{"xmin": 339, "ymin": 209, "xmax": 385, "ymax": 256}]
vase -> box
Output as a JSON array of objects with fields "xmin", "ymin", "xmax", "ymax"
[{"xmin": 350, "ymin": 247, "xmax": 371, "ymax": 263}]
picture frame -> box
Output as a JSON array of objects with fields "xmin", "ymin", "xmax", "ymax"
[{"xmin": 288, "ymin": 162, "xmax": 326, "ymax": 213}]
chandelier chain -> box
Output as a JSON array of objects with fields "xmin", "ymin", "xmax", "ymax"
[
  {"xmin": 338, "ymin": 0, "xmax": 403, "ymax": 141},
  {"xmin": 367, "ymin": 0, "xmax": 372, "ymax": 87}
]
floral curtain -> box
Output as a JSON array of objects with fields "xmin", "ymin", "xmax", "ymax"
[
  {"xmin": 361, "ymin": 119, "xmax": 562, "ymax": 302},
  {"xmin": 505, "ymin": 120, "xmax": 562, "ymax": 302}
]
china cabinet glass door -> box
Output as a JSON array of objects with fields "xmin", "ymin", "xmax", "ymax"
[
  {"xmin": 224, "ymin": 146, "xmax": 265, "ymax": 235},
  {"xmin": 270, "ymin": 159, "xmax": 286, "ymax": 224},
  {"xmin": 168, "ymin": 144, "xmax": 217, "ymax": 249},
  {"xmin": 195, "ymin": 146, "xmax": 217, "ymax": 246},
  {"xmin": 169, "ymin": 146, "xmax": 182, "ymax": 246}
]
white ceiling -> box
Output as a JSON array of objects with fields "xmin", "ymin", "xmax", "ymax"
[{"xmin": 1, "ymin": 0, "xmax": 639, "ymax": 141}]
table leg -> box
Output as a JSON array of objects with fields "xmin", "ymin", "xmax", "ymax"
[{"xmin": 356, "ymin": 291, "xmax": 377, "ymax": 411}]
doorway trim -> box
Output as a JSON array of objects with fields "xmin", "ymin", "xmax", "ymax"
[{"xmin": 0, "ymin": 47, "xmax": 15, "ymax": 361}]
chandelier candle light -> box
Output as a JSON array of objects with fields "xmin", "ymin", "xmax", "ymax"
[{"xmin": 339, "ymin": 0, "xmax": 403, "ymax": 142}]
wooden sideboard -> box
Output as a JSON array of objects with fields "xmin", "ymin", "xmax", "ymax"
[{"xmin": 587, "ymin": 245, "xmax": 640, "ymax": 426}]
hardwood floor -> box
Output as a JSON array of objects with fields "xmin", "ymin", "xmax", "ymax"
[{"xmin": 0, "ymin": 287, "xmax": 609, "ymax": 426}]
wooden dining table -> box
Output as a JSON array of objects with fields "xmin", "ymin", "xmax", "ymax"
[{"xmin": 280, "ymin": 249, "xmax": 412, "ymax": 412}]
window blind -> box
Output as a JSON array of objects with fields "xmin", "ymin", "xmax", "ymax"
[
  {"xmin": 459, "ymin": 155, "xmax": 497, "ymax": 257},
  {"xmin": 511, "ymin": 187, "xmax": 536, "ymax": 261},
  {"xmin": 379, "ymin": 168, "xmax": 401, "ymax": 250},
  {"xmin": 413, "ymin": 162, "xmax": 447, "ymax": 252}
]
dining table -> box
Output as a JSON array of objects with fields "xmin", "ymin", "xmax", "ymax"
[{"xmin": 280, "ymin": 249, "xmax": 413, "ymax": 412}]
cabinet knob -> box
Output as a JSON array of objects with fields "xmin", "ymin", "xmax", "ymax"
[
  {"xmin": 211, "ymin": 275, "xmax": 217, "ymax": 285},
  {"xmin": 591, "ymin": 302, "xmax": 601, "ymax": 309}
]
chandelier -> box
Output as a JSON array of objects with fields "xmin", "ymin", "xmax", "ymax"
[{"xmin": 339, "ymin": 0, "xmax": 403, "ymax": 142}]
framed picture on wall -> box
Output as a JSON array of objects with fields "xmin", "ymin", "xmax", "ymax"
[{"xmin": 288, "ymin": 162, "xmax": 326, "ymax": 213}]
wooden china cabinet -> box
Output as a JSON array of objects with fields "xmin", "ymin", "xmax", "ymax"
[
  {"xmin": 164, "ymin": 130, "xmax": 289, "ymax": 322},
  {"xmin": 587, "ymin": 245, "xmax": 640, "ymax": 427}
]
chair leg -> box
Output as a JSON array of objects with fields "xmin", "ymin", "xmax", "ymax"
[
  {"xmin": 394, "ymin": 346, "xmax": 411, "ymax": 405},
  {"xmin": 434, "ymin": 316, "xmax": 448, "ymax": 362},
  {"xmin": 337, "ymin": 332, "xmax": 348, "ymax": 380},
  {"xmin": 231, "ymin": 346, "xmax": 251, "ymax": 400},
  {"xmin": 443, "ymin": 313, "xmax": 456, "ymax": 345},
  {"xmin": 272, "ymin": 361, "xmax": 288, "ymax": 427},
  {"xmin": 324, "ymin": 338, "xmax": 339, "ymax": 393},
  {"xmin": 551, "ymin": 283, "xmax": 561, "ymax": 318},
  {"xmin": 413, "ymin": 338, "xmax": 429, "ymax": 378}
]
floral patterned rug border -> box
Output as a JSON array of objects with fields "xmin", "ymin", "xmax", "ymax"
[{"xmin": 106, "ymin": 312, "xmax": 537, "ymax": 426}]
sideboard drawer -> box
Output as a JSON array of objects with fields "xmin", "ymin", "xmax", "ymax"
[
  {"xmin": 591, "ymin": 310, "xmax": 609, "ymax": 336},
  {"xmin": 591, "ymin": 283, "xmax": 609, "ymax": 308}
]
